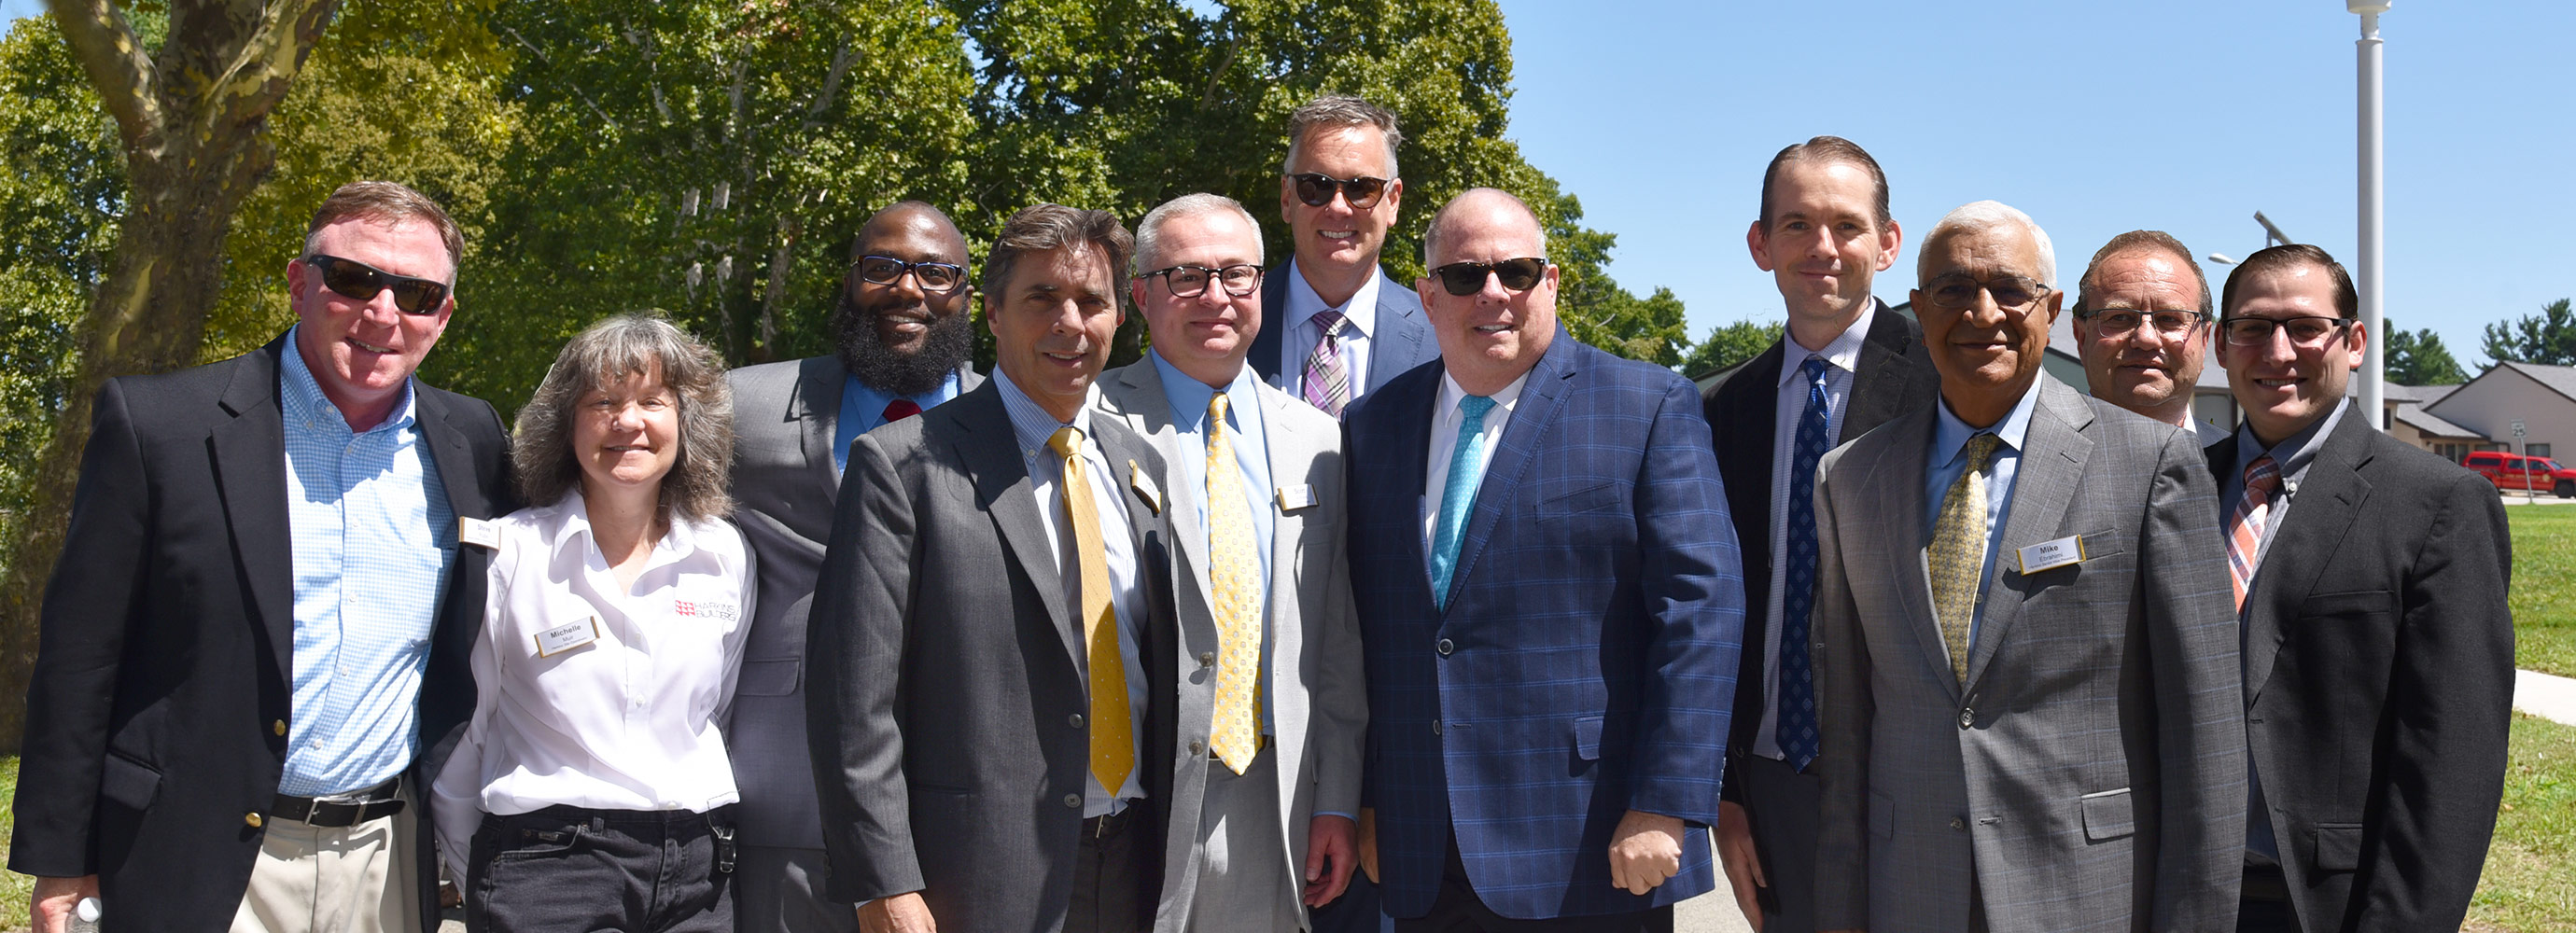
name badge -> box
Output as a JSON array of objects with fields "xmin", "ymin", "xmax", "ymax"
[
  {"xmin": 534, "ymin": 618, "xmax": 600, "ymax": 658},
  {"xmin": 2015, "ymin": 535, "xmax": 2087, "ymax": 575},
  {"xmin": 458, "ymin": 516, "xmax": 500, "ymax": 550},
  {"xmin": 1275, "ymin": 484, "xmax": 1318, "ymax": 512},
  {"xmin": 1128, "ymin": 460, "xmax": 1162, "ymax": 514}
]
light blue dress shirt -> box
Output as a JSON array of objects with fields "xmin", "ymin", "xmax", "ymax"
[
  {"xmin": 1923, "ymin": 377, "xmax": 2043, "ymax": 644},
  {"xmin": 277, "ymin": 327, "xmax": 455, "ymax": 797},
  {"xmin": 833, "ymin": 369, "xmax": 963, "ymax": 473}
]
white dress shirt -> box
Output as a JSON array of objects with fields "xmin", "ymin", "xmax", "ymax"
[
  {"xmin": 430, "ymin": 491, "xmax": 753, "ymax": 878},
  {"xmin": 1420, "ymin": 370, "xmax": 1530, "ymax": 559},
  {"xmin": 1278, "ymin": 257, "xmax": 1382, "ymax": 394},
  {"xmin": 1753, "ymin": 306, "xmax": 1874, "ymax": 761}
]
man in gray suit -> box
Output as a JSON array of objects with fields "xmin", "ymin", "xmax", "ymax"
[
  {"xmin": 1097, "ymin": 193, "xmax": 1366, "ymax": 931},
  {"xmin": 808, "ymin": 203, "xmax": 1184, "ymax": 933},
  {"xmin": 1813, "ymin": 202, "xmax": 2246, "ymax": 933},
  {"xmin": 1249, "ymin": 94, "xmax": 1439, "ymax": 418},
  {"xmin": 725, "ymin": 201, "xmax": 984, "ymax": 933},
  {"xmin": 2069, "ymin": 230, "xmax": 2231, "ymax": 447}
]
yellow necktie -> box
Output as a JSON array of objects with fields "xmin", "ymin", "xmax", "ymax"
[
  {"xmin": 1928, "ymin": 433, "xmax": 2003, "ymax": 685},
  {"xmin": 1050, "ymin": 426, "xmax": 1133, "ymax": 797},
  {"xmin": 1204, "ymin": 393, "xmax": 1262, "ymax": 773}
]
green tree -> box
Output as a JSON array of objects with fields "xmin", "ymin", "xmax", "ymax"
[
  {"xmin": 1680, "ymin": 319, "xmax": 1785, "ymax": 379},
  {"xmin": 2481, "ymin": 298, "xmax": 2576, "ymax": 367},
  {"xmin": 2382, "ymin": 318, "xmax": 2466, "ymax": 385}
]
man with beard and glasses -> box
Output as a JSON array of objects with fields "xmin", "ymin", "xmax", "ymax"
[
  {"xmin": 722, "ymin": 201, "xmax": 983, "ymax": 933},
  {"xmin": 2070, "ymin": 230, "xmax": 2231, "ymax": 446}
]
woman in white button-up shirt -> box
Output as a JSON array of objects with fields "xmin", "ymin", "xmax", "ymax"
[{"xmin": 431, "ymin": 314, "xmax": 752, "ymax": 933}]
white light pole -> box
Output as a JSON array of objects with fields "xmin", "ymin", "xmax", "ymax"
[{"xmin": 2352, "ymin": 0, "xmax": 2389, "ymax": 428}]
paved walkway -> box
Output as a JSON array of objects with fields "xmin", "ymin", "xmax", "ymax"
[{"xmin": 2514, "ymin": 667, "xmax": 2576, "ymax": 726}]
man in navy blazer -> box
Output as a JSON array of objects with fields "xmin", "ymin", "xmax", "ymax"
[
  {"xmin": 1249, "ymin": 94, "xmax": 1437, "ymax": 418},
  {"xmin": 1344, "ymin": 188, "xmax": 1744, "ymax": 931}
]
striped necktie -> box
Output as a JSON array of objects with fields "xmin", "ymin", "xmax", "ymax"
[
  {"xmin": 1303, "ymin": 310, "xmax": 1351, "ymax": 417},
  {"xmin": 2227, "ymin": 456, "xmax": 2283, "ymax": 611}
]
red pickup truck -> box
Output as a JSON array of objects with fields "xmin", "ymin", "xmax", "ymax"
[{"xmin": 2460, "ymin": 450, "xmax": 2576, "ymax": 497}]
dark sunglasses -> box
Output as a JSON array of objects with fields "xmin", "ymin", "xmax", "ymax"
[
  {"xmin": 852, "ymin": 255, "xmax": 968, "ymax": 293},
  {"xmin": 301, "ymin": 255, "xmax": 451, "ymax": 315},
  {"xmin": 1289, "ymin": 173, "xmax": 1392, "ymax": 210},
  {"xmin": 1429, "ymin": 258, "xmax": 1549, "ymax": 296}
]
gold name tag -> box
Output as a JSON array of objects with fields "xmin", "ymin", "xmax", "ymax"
[{"xmin": 535, "ymin": 618, "xmax": 600, "ymax": 657}]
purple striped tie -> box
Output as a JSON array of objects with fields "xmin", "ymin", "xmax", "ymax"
[{"xmin": 1303, "ymin": 310, "xmax": 1351, "ymax": 418}]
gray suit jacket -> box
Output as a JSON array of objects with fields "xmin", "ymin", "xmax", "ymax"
[
  {"xmin": 1093, "ymin": 360, "xmax": 1367, "ymax": 931},
  {"xmin": 1813, "ymin": 375, "xmax": 2246, "ymax": 933},
  {"xmin": 724, "ymin": 355, "xmax": 981, "ymax": 848}
]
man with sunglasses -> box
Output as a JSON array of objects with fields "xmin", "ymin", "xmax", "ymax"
[
  {"xmin": 1092, "ymin": 193, "xmax": 1367, "ymax": 931},
  {"xmin": 1699, "ymin": 135, "xmax": 1938, "ymax": 933},
  {"xmin": 2209, "ymin": 244, "xmax": 2510, "ymax": 933},
  {"xmin": 1343, "ymin": 188, "xmax": 1741, "ymax": 932},
  {"xmin": 2070, "ymin": 230, "xmax": 2231, "ymax": 446},
  {"xmin": 1248, "ymin": 94, "xmax": 1438, "ymax": 420},
  {"xmin": 722, "ymin": 200, "xmax": 984, "ymax": 933},
  {"xmin": 14, "ymin": 182, "xmax": 514, "ymax": 933},
  {"xmin": 1810, "ymin": 202, "xmax": 2245, "ymax": 933}
]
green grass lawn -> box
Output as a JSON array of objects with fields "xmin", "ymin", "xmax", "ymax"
[
  {"xmin": 2511, "ymin": 508, "xmax": 2576, "ymax": 678},
  {"xmin": 2470, "ymin": 714, "xmax": 2576, "ymax": 930}
]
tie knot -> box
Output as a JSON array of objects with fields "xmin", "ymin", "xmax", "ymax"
[
  {"xmin": 1047, "ymin": 425, "xmax": 1085, "ymax": 459},
  {"xmin": 1963, "ymin": 433, "xmax": 2002, "ymax": 471},
  {"xmin": 1208, "ymin": 391, "xmax": 1231, "ymax": 424},
  {"xmin": 883, "ymin": 397, "xmax": 923, "ymax": 423},
  {"xmin": 2245, "ymin": 455, "xmax": 2283, "ymax": 493},
  {"xmin": 1312, "ymin": 309, "xmax": 1348, "ymax": 337},
  {"xmin": 1799, "ymin": 355, "xmax": 1831, "ymax": 383},
  {"xmin": 1459, "ymin": 394, "xmax": 1497, "ymax": 424}
]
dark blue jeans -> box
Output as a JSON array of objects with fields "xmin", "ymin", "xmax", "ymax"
[{"xmin": 467, "ymin": 805, "xmax": 735, "ymax": 933}]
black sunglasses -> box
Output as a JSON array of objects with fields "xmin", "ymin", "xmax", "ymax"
[
  {"xmin": 852, "ymin": 255, "xmax": 968, "ymax": 293},
  {"xmin": 1289, "ymin": 173, "xmax": 1392, "ymax": 210},
  {"xmin": 1429, "ymin": 258, "xmax": 1549, "ymax": 297},
  {"xmin": 301, "ymin": 255, "xmax": 451, "ymax": 315}
]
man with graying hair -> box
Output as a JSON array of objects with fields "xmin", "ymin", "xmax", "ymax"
[
  {"xmin": 2070, "ymin": 230, "xmax": 2231, "ymax": 446},
  {"xmin": 1094, "ymin": 192, "xmax": 1367, "ymax": 931},
  {"xmin": 1813, "ymin": 202, "xmax": 2245, "ymax": 932}
]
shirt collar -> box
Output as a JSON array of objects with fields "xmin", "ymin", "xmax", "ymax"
[
  {"xmin": 991, "ymin": 365, "xmax": 1100, "ymax": 455},
  {"xmin": 1283, "ymin": 257, "xmax": 1380, "ymax": 339},
  {"xmin": 1146, "ymin": 350, "xmax": 1263, "ymax": 433},
  {"xmin": 280, "ymin": 324, "xmax": 418, "ymax": 435},
  {"xmin": 538, "ymin": 487, "xmax": 705, "ymax": 571},
  {"xmin": 1774, "ymin": 302, "xmax": 1878, "ymax": 388},
  {"xmin": 1931, "ymin": 375, "xmax": 2044, "ymax": 467},
  {"xmin": 2233, "ymin": 397, "xmax": 2347, "ymax": 481},
  {"xmin": 1436, "ymin": 368, "xmax": 1532, "ymax": 423}
]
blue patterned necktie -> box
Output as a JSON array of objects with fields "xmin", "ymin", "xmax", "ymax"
[
  {"xmin": 1430, "ymin": 394, "xmax": 1498, "ymax": 611},
  {"xmin": 1776, "ymin": 356, "xmax": 1833, "ymax": 772}
]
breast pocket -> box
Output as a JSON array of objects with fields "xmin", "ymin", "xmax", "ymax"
[{"xmin": 1537, "ymin": 482, "xmax": 1623, "ymax": 522}]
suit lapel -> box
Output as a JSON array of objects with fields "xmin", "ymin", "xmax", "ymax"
[
  {"xmin": 416, "ymin": 392, "xmax": 492, "ymax": 522},
  {"xmin": 1862, "ymin": 405, "xmax": 1955, "ymax": 696},
  {"xmin": 211, "ymin": 342, "xmax": 295, "ymax": 684},
  {"xmin": 1967, "ymin": 379, "xmax": 2094, "ymax": 689},
  {"xmin": 948, "ymin": 385, "xmax": 1080, "ymax": 666},
  {"xmin": 793, "ymin": 355, "xmax": 847, "ymax": 491},
  {"xmin": 1371, "ymin": 270, "xmax": 1428, "ymax": 393},
  {"xmin": 1253, "ymin": 268, "xmax": 1292, "ymax": 390},
  {"xmin": 1255, "ymin": 383, "xmax": 1313, "ymax": 602},
  {"xmin": 1103, "ymin": 363, "xmax": 1213, "ymax": 599},
  {"xmin": 2240, "ymin": 411, "xmax": 2376, "ymax": 704},
  {"xmin": 1843, "ymin": 301, "xmax": 1919, "ymax": 440},
  {"xmin": 1445, "ymin": 330, "xmax": 1575, "ymax": 613}
]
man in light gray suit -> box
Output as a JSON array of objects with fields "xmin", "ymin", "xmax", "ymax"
[
  {"xmin": 1813, "ymin": 202, "xmax": 2245, "ymax": 933},
  {"xmin": 1097, "ymin": 193, "xmax": 1367, "ymax": 932},
  {"xmin": 725, "ymin": 201, "xmax": 983, "ymax": 933}
]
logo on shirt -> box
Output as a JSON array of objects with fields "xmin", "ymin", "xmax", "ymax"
[{"xmin": 674, "ymin": 599, "xmax": 738, "ymax": 621}]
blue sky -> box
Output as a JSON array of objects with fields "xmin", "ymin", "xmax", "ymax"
[
  {"xmin": 7, "ymin": 1, "xmax": 2562, "ymax": 369},
  {"xmin": 1500, "ymin": 0, "xmax": 2573, "ymax": 369}
]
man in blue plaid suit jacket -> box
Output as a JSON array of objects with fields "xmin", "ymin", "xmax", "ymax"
[{"xmin": 1342, "ymin": 188, "xmax": 1744, "ymax": 931}]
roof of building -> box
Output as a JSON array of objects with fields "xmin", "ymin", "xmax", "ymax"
[{"xmin": 2391, "ymin": 403, "xmax": 2484, "ymax": 440}]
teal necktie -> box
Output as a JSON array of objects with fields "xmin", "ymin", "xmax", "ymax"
[{"xmin": 1431, "ymin": 394, "xmax": 1497, "ymax": 611}]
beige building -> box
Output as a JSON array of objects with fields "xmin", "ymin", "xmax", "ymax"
[{"xmin": 2425, "ymin": 361, "xmax": 2576, "ymax": 463}]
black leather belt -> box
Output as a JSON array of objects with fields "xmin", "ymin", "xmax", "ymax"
[{"xmin": 271, "ymin": 777, "xmax": 404, "ymax": 829}]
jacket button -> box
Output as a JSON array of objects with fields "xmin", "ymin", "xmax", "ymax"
[
  {"xmin": 1188, "ymin": 739, "xmax": 1205, "ymax": 755},
  {"xmin": 1958, "ymin": 707, "xmax": 1974, "ymax": 730},
  {"xmin": 1436, "ymin": 638, "xmax": 1454, "ymax": 656},
  {"xmin": 245, "ymin": 813, "xmax": 264, "ymax": 829},
  {"xmin": 273, "ymin": 719, "xmax": 287, "ymax": 736},
  {"xmin": 1069, "ymin": 713, "xmax": 1085, "ymax": 730},
  {"xmin": 1432, "ymin": 719, "xmax": 1443, "ymax": 735},
  {"xmin": 1198, "ymin": 651, "xmax": 1216, "ymax": 667},
  {"xmin": 1063, "ymin": 794, "xmax": 1082, "ymax": 809},
  {"xmin": 1950, "ymin": 817, "xmax": 1967, "ymax": 830}
]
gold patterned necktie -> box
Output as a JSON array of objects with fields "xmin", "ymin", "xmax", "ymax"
[
  {"xmin": 1049, "ymin": 426, "xmax": 1133, "ymax": 796},
  {"xmin": 1204, "ymin": 393, "xmax": 1263, "ymax": 773},
  {"xmin": 1928, "ymin": 433, "xmax": 2003, "ymax": 685}
]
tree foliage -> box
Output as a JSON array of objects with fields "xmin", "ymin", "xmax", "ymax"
[
  {"xmin": 2382, "ymin": 318, "xmax": 2466, "ymax": 386},
  {"xmin": 2481, "ymin": 298, "xmax": 2576, "ymax": 368},
  {"xmin": 1679, "ymin": 319, "xmax": 1785, "ymax": 379}
]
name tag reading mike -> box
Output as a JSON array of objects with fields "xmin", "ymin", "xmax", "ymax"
[
  {"xmin": 2015, "ymin": 535, "xmax": 2087, "ymax": 575},
  {"xmin": 535, "ymin": 618, "xmax": 601, "ymax": 658}
]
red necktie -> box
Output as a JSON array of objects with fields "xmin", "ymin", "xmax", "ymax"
[{"xmin": 882, "ymin": 398, "xmax": 923, "ymax": 423}]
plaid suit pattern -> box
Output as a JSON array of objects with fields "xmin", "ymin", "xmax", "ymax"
[{"xmin": 1344, "ymin": 330, "xmax": 1744, "ymax": 921}]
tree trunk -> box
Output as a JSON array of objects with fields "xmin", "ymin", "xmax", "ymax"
[{"xmin": 0, "ymin": 0, "xmax": 338, "ymax": 753}]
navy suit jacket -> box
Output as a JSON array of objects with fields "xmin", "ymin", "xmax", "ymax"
[
  {"xmin": 1343, "ymin": 329, "xmax": 1744, "ymax": 920},
  {"xmin": 1251, "ymin": 263, "xmax": 1436, "ymax": 403}
]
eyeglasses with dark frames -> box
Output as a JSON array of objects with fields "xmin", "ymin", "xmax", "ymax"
[
  {"xmin": 2221, "ymin": 315, "xmax": 2352, "ymax": 348},
  {"xmin": 1136, "ymin": 263, "xmax": 1263, "ymax": 299},
  {"xmin": 1288, "ymin": 174, "xmax": 1393, "ymax": 210},
  {"xmin": 1428, "ymin": 258, "xmax": 1550, "ymax": 297},
  {"xmin": 851, "ymin": 255, "xmax": 968, "ymax": 293}
]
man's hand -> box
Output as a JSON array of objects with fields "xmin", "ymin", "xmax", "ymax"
[
  {"xmin": 857, "ymin": 892, "xmax": 936, "ymax": 933},
  {"xmin": 1715, "ymin": 801, "xmax": 1767, "ymax": 931},
  {"xmin": 31, "ymin": 875, "xmax": 99, "ymax": 933},
  {"xmin": 1606, "ymin": 810, "xmax": 1685, "ymax": 896},
  {"xmin": 1304, "ymin": 815, "xmax": 1360, "ymax": 907},
  {"xmin": 1356, "ymin": 807, "xmax": 1379, "ymax": 884}
]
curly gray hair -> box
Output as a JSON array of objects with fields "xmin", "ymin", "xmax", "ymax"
[{"xmin": 513, "ymin": 313, "xmax": 735, "ymax": 522}]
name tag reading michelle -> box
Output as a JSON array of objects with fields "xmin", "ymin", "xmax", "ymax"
[
  {"xmin": 1276, "ymin": 484, "xmax": 1318, "ymax": 512},
  {"xmin": 458, "ymin": 516, "xmax": 500, "ymax": 550},
  {"xmin": 1128, "ymin": 460, "xmax": 1163, "ymax": 515},
  {"xmin": 2015, "ymin": 535, "xmax": 2087, "ymax": 575},
  {"xmin": 534, "ymin": 618, "xmax": 601, "ymax": 658}
]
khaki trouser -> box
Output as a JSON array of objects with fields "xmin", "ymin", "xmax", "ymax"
[{"xmin": 232, "ymin": 785, "xmax": 421, "ymax": 933}]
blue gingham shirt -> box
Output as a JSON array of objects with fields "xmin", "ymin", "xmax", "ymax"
[{"xmin": 278, "ymin": 327, "xmax": 456, "ymax": 796}]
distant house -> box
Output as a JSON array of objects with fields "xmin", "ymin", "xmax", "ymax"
[
  {"xmin": 2424, "ymin": 361, "xmax": 2576, "ymax": 462},
  {"xmin": 2378, "ymin": 383, "xmax": 2486, "ymax": 462}
]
